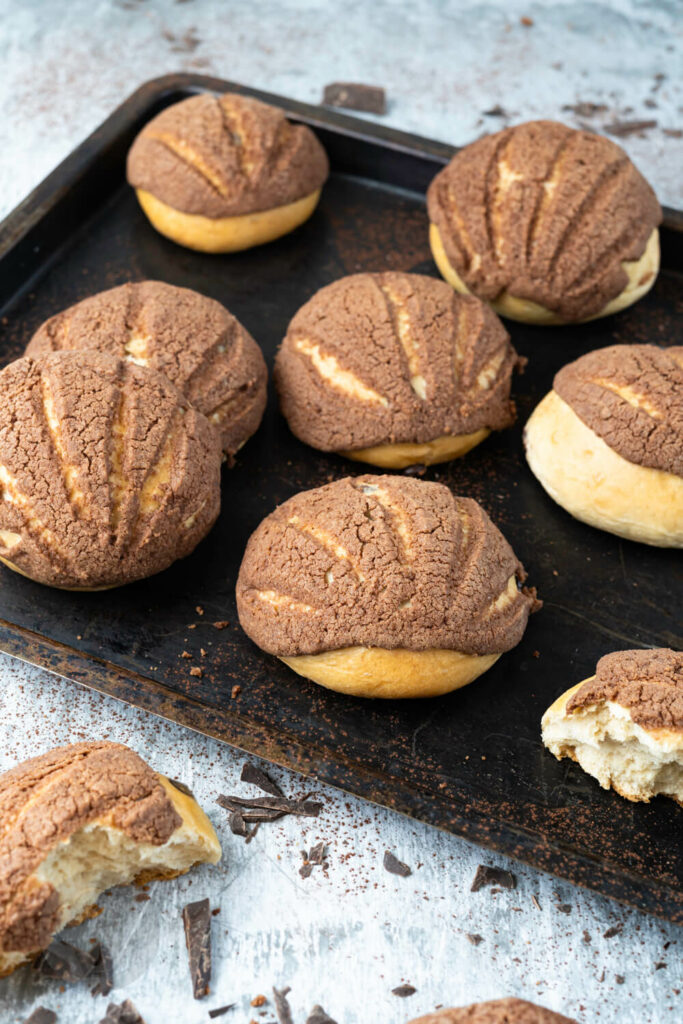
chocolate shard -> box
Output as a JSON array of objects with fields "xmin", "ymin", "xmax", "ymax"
[
  {"xmin": 470, "ymin": 864, "xmax": 517, "ymax": 892},
  {"xmin": 98, "ymin": 1001, "xmax": 145, "ymax": 1024},
  {"xmin": 322, "ymin": 82, "xmax": 386, "ymax": 115},
  {"xmin": 604, "ymin": 118, "xmax": 657, "ymax": 137},
  {"xmin": 169, "ymin": 778, "xmax": 195, "ymax": 799},
  {"xmin": 306, "ymin": 1006, "xmax": 338, "ymax": 1024},
  {"xmin": 383, "ymin": 850, "xmax": 412, "ymax": 877},
  {"xmin": 217, "ymin": 794, "xmax": 322, "ymax": 817},
  {"xmin": 273, "ymin": 986, "xmax": 294, "ymax": 1024},
  {"xmin": 299, "ymin": 862, "xmax": 313, "ymax": 879},
  {"xmin": 90, "ymin": 940, "xmax": 114, "ymax": 996},
  {"xmin": 466, "ymin": 933, "xmax": 484, "ymax": 946},
  {"xmin": 182, "ymin": 898, "xmax": 212, "ymax": 999},
  {"xmin": 23, "ymin": 1010, "xmax": 57, "ymax": 1024},
  {"xmin": 33, "ymin": 938, "xmax": 96, "ymax": 982},
  {"xmin": 241, "ymin": 762, "xmax": 284, "ymax": 797},
  {"xmin": 392, "ymin": 985, "xmax": 417, "ymax": 997},
  {"xmin": 308, "ymin": 842, "xmax": 326, "ymax": 865},
  {"xmin": 228, "ymin": 810, "xmax": 249, "ymax": 837},
  {"xmin": 209, "ymin": 1005, "xmax": 236, "ymax": 1019}
]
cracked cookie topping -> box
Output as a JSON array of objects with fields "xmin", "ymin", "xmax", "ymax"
[
  {"xmin": 26, "ymin": 281, "xmax": 268, "ymax": 458},
  {"xmin": 0, "ymin": 351, "xmax": 221, "ymax": 589}
]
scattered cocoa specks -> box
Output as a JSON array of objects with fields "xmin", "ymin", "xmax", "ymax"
[
  {"xmin": 531, "ymin": 894, "xmax": 542, "ymax": 911},
  {"xmin": 583, "ymin": 930, "xmax": 591, "ymax": 943},
  {"xmin": 383, "ymin": 850, "xmax": 412, "ymax": 877},
  {"xmin": 273, "ymin": 986, "xmax": 294, "ymax": 1024},
  {"xmin": 604, "ymin": 119, "xmax": 657, "ymax": 137},
  {"xmin": 603, "ymin": 924, "xmax": 623, "ymax": 938},
  {"xmin": 190, "ymin": 667, "xmax": 203, "ymax": 678},
  {"xmin": 251, "ymin": 995, "xmax": 267, "ymax": 1007},
  {"xmin": 466, "ymin": 933, "xmax": 483, "ymax": 946},
  {"xmin": 213, "ymin": 621, "xmax": 229, "ymax": 629},
  {"xmin": 520, "ymin": 15, "xmax": 534, "ymax": 26},
  {"xmin": 231, "ymin": 685, "xmax": 242, "ymax": 699},
  {"xmin": 392, "ymin": 985, "xmax": 417, "ymax": 997},
  {"xmin": 557, "ymin": 904, "xmax": 572, "ymax": 914},
  {"xmin": 209, "ymin": 1007, "xmax": 236, "ymax": 1019},
  {"xmin": 134, "ymin": 893, "xmax": 150, "ymax": 903},
  {"xmin": 23, "ymin": 1009, "xmax": 57, "ymax": 1024},
  {"xmin": 181, "ymin": 651, "xmax": 191, "ymax": 659},
  {"xmin": 322, "ymin": 82, "xmax": 387, "ymax": 115},
  {"xmin": 470, "ymin": 865, "xmax": 516, "ymax": 892},
  {"xmin": 615, "ymin": 975, "xmax": 625, "ymax": 985}
]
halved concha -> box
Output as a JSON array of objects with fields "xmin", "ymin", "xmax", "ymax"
[
  {"xmin": 236, "ymin": 474, "xmax": 539, "ymax": 698},
  {"xmin": 275, "ymin": 272, "xmax": 520, "ymax": 467},
  {"xmin": 427, "ymin": 120, "xmax": 662, "ymax": 323},
  {"xmin": 0, "ymin": 351, "xmax": 222, "ymax": 589},
  {"xmin": 0, "ymin": 741, "xmax": 221, "ymax": 977},
  {"xmin": 407, "ymin": 997, "xmax": 578, "ymax": 1023},
  {"xmin": 26, "ymin": 281, "xmax": 268, "ymax": 459}
]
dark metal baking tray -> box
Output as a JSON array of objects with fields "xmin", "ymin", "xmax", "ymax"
[{"xmin": 0, "ymin": 73, "xmax": 681, "ymax": 922}]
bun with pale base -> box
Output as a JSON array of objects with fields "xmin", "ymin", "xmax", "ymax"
[
  {"xmin": 407, "ymin": 997, "xmax": 577, "ymax": 1023},
  {"xmin": 0, "ymin": 741, "xmax": 221, "ymax": 977},
  {"xmin": 524, "ymin": 344, "xmax": 683, "ymax": 547},
  {"xmin": 126, "ymin": 92, "xmax": 329, "ymax": 252},
  {"xmin": 542, "ymin": 648, "xmax": 683, "ymax": 805},
  {"xmin": 0, "ymin": 351, "xmax": 222, "ymax": 589},
  {"xmin": 275, "ymin": 273, "xmax": 520, "ymax": 468},
  {"xmin": 26, "ymin": 281, "xmax": 267, "ymax": 460},
  {"xmin": 236, "ymin": 475, "xmax": 538, "ymax": 698},
  {"xmin": 427, "ymin": 120, "xmax": 661, "ymax": 324}
]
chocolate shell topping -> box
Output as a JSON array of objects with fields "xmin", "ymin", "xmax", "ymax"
[
  {"xmin": 0, "ymin": 742, "xmax": 180, "ymax": 958},
  {"xmin": 428, "ymin": 120, "xmax": 661, "ymax": 320},
  {"xmin": 567, "ymin": 648, "xmax": 683, "ymax": 732},
  {"xmin": 26, "ymin": 281, "xmax": 267, "ymax": 458},
  {"xmin": 237, "ymin": 475, "xmax": 537, "ymax": 657},
  {"xmin": 127, "ymin": 92, "xmax": 329, "ymax": 218},
  {"xmin": 275, "ymin": 273, "xmax": 519, "ymax": 451},
  {"xmin": 0, "ymin": 351, "xmax": 221, "ymax": 589},
  {"xmin": 554, "ymin": 344, "xmax": 683, "ymax": 477}
]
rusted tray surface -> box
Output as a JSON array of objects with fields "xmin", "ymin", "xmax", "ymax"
[{"xmin": 0, "ymin": 74, "xmax": 681, "ymax": 922}]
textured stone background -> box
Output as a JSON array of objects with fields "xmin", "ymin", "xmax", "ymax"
[{"xmin": 0, "ymin": 2, "xmax": 681, "ymax": 1023}]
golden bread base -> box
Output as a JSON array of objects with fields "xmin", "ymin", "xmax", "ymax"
[
  {"xmin": 136, "ymin": 188, "xmax": 322, "ymax": 253},
  {"xmin": 340, "ymin": 428, "xmax": 491, "ymax": 468},
  {"xmin": 524, "ymin": 390, "xmax": 683, "ymax": 547},
  {"xmin": 280, "ymin": 646, "xmax": 501, "ymax": 699},
  {"xmin": 542, "ymin": 680, "xmax": 683, "ymax": 804},
  {"xmin": 429, "ymin": 222, "xmax": 660, "ymax": 324}
]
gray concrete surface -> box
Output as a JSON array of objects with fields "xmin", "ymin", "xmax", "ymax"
[{"xmin": 0, "ymin": 3, "xmax": 681, "ymax": 1023}]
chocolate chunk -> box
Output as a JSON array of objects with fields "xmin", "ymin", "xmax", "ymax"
[
  {"xmin": 306, "ymin": 1006, "xmax": 338, "ymax": 1024},
  {"xmin": 209, "ymin": 1006, "xmax": 236, "ymax": 1018},
  {"xmin": 615, "ymin": 975, "xmax": 625, "ymax": 985},
  {"xmin": 402, "ymin": 464, "xmax": 426, "ymax": 477},
  {"xmin": 33, "ymin": 939, "xmax": 97, "ymax": 983},
  {"xmin": 273, "ymin": 986, "xmax": 294, "ymax": 1024},
  {"xmin": 98, "ymin": 1001, "xmax": 145, "ymax": 1024},
  {"xmin": 217, "ymin": 794, "xmax": 322, "ymax": 817},
  {"xmin": 90, "ymin": 941, "xmax": 114, "ymax": 996},
  {"xmin": 299, "ymin": 863, "xmax": 314, "ymax": 879},
  {"xmin": 169, "ymin": 778, "xmax": 195, "ymax": 799},
  {"xmin": 23, "ymin": 1010, "xmax": 57, "ymax": 1024},
  {"xmin": 466, "ymin": 933, "xmax": 484, "ymax": 945},
  {"xmin": 562, "ymin": 102, "xmax": 607, "ymax": 117},
  {"xmin": 308, "ymin": 842, "xmax": 326, "ymax": 864},
  {"xmin": 483, "ymin": 105, "xmax": 507, "ymax": 117},
  {"xmin": 322, "ymin": 82, "xmax": 386, "ymax": 115},
  {"xmin": 182, "ymin": 898, "xmax": 212, "ymax": 999},
  {"xmin": 228, "ymin": 810, "xmax": 249, "ymax": 837},
  {"xmin": 470, "ymin": 865, "xmax": 516, "ymax": 892},
  {"xmin": 392, "ymin": 985, "xmax": 417, "ymax": 997},
  {"xmin": 241, "ymin": 762, "xmax": 284, "ymax": 797},
  {"xmin": 557, "ymin": 904, "xmax": 572, "ymax": 914},
  {"xmin": 604, "ymin": 119, "xmax": 657, "ymax": 137},
  {"xmin": 383, "ymin": 851, "xmax": 412, "ymax": 877},
  {"xmin": 603, "ymin": 924, "xmax": 623, "ymax": 938}
]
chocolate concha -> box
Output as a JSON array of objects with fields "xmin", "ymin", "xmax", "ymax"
[
  {"xmin": 0, "ymin": 351, "xmax": 222, "ymax": 589},
  {"xmin": 0, "ymin": 741, "xmax": 221, "ymax": 977},
  {"xmin": 407, "ymin": 998, "xmax": 578, "ymax": 1024},
  {"xmin": 26, "ymin": 281, "xmax": 267, "ymax": 459},
  {"xmin": 275, "ymin": 272, "xmax": 519, "ymax": 466},
  {"xmin": 126, "ymin": 92, "xmax": 329, "ymax": 218},
  {"xmin": 236, "ymin": 475, "xmax": 538, "ymax": 698},
  {"xmin": 428, "ymin": 120, "xmax": 662, "ymax": 323}
]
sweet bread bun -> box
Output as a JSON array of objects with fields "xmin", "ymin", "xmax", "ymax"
[
  {"xmin": 26, "ymin": 281, "xmax": 267, "ymax": 459},
  {"xmin": 524, "ymin": 344, "xmax": 683, "ymax": 546},
  {"xmin": 427, "ymin": 120, "xmax": 661, "ymax": 324},
  {"xmin": 0, "ymin": 741, "xmax": 221, "ymax": 977},
  {"xmin": 275, "ymin": 273, "xmax": 519, "ymax": 468},
  {"xmin": 126, "ymin": 92, "xmax": 329, "ymax": 252},
  {"xmin": 408, "ymin": 998, "xmax": 577, "ymax": 1023},
  {"xmin": 0, "ymin": 351, "xmax": 222, "ymax": 589},
  {"xmin": 542, "ymin": 648, "xmax": 683, "ymax": 804},
  {"xmin": 236, "ymin": 475, "xmax": 538, "ymax": 698}
]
